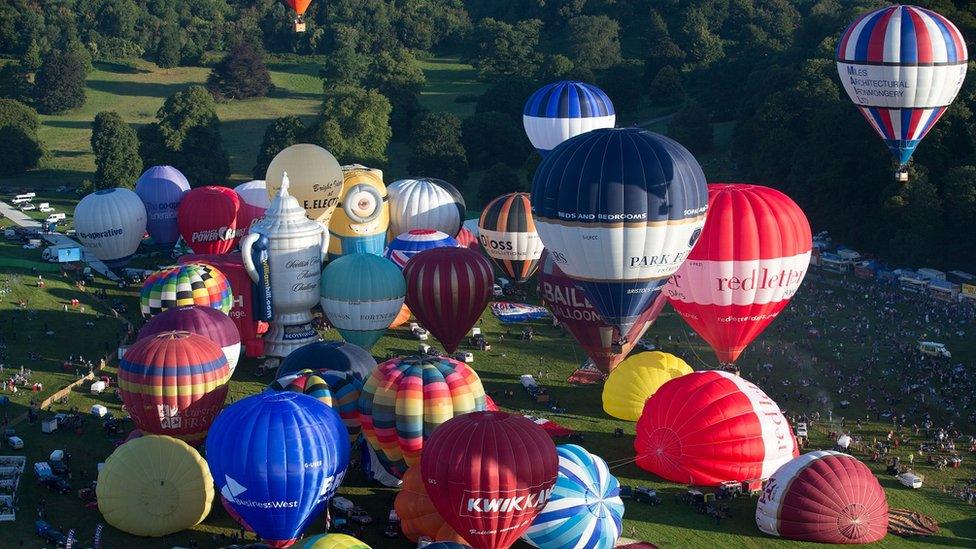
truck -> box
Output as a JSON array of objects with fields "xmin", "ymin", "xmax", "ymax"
[{"xmin": 42, "ymin": 245, "xmax": 80, "ymax": 263}]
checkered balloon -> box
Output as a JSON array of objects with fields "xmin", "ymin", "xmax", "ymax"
[{"xmin": 140, "ymin": 263, "xmax": 233, "ymax": 319}]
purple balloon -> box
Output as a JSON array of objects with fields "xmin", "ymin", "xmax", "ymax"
[
  {"xmin": 138, "ymin": 305, "xmax": 241, "ymax": 374},
  {"xmin": 135, "ymin": 165, "xmax": 190, "ymax": 248}
]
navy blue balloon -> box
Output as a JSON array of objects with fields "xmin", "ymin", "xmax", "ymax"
[
  {"xmin": 134, "ymin": 165, "xmax": 190, "ymax": 248},
  {"xmin": 276, "ymin": 341, "xmax": 376, "ymax": 382},
  {"xmin": 206, "ymin": 391, "xmax": 350, "ymax": 547}
]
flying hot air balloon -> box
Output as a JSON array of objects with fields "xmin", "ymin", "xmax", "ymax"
[
  {"xmin": 394, "ymin": 466, "xmax": 466, "ymax": 544},
  {"xmin": 421, "ymin": 411, "xmax": 559, "ymax": 549},
  {"xmin": 531, "ymin": 128, "xmax": 708, "ymax": 348},
  {"xmin": 523, "ymin": 81, "xmax": 615, "ymax": 156},
  {"xmin": 135, "ymin": 165, "xmax": 190, "ymax": 250},
  {"xmin": 479, "ymin": 192, "xmax": 544, "ymax": 283},
  {"xmin": 269, "ymin": 369, "xmax": 362, "ymax": 444},
  {"xmin": 119, "ymin": 331, "xmax": 231, "ymax": 445},
  {"xmin": 74, "ymin": 188, "xmax": 147, "ymax": 269},
  {"xmin": 537, "ymin": 251, "xmax": 667, "ymax": 373},
  {"xmin": 138, "ymin": 305, "xmax": 241, "ymax": 375},
  {"xmin": 206, "ymin": 391, "xmax": 350, "ymax": 548},
  {"xmin": 139, "ymin": 263, "xmax": 233, "ymax": 319},
  {"xmin": 756, "ymin": 451, "xmax": 889, "ymax": 544},
  {"xmin": 177, "ymin": 186, "xmax": 245, "ymax": 254},
  {"xmin": 276, "ymin": 340, "xmax": 376, "ymax": 381},
  {"xmin": 384, "ymin": 229, "xmax": 460, "ymax": 270},
  {"xmin": 387, "ymin": 178, "xmax": 465, "ymax": 237},
  {"xmin": 634, "ymin": 370, "xmax": 798, "ymax": 486},
  {"xmin": 664, "ymin": 184, "xmax": 811, "ymax": 368},
  {"xmin": 283, "ymin": 0, "xmax": 313, "ymax": 32},
  {"xmin": 358, "ymin": 355, "xmax": 486, "ymax": 478},
  {"xmin": 837, "ymin": 5, "xmax": 968, "ymax": 180},
  {"xmin": 266, "ymin": 144, "xmax": 344, "ymax": 227},
  {"xmin": 320, "ymin": 254, "xmax": 406, "ymax": 351},
  {"xmin": 602, "ymin": 351, "xmax": 692, "ymax": 421},
  {"xmin": 328, "ymin": 165, "xmax": 389, "ymax": 260},
  {"xmin": 403, "ymin": 247, "xmax": 493, "ymax": 354}
]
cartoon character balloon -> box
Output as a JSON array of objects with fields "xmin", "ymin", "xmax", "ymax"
[
  {"xmin": 531, "ymin": 128, "xmax": 708, "ymax": 346},
  {"xmin": 479, "ymin": 192, "xmax": 544, "ymax": 283},
  {"xmin": 177, "ymin": 186, "xmax": 245, "ymax": 254},
  {"xmin": 837, "ymin": 5, "xmax": 968, "ymax": 178},
  {"xmin": 265, "ymin": 144, "xmax": 344, "ymax": 227},
  {"xmin": 523, "ymin": 81, "xmax": 615, "ymax": 156},
  {"xmin": 75, "ymin": 188, "xmax": 147, "ymax": 269},
  {"xmin": 135, "ymin": 165, "xmax": 190, "ymax": 250},
  {"xmin": 328, "ymin": 165, "xmax": 389, "ymax": 260},
  {"xmin": 320, "ymin": 254, "xmax": 406, "ymax": 351},
  {"xmin": 387, "ymin": 178, "xmax": 465, "ymax": 237}
]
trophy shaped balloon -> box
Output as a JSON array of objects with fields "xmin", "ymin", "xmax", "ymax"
[{"xmin": 242, "ymin": 173, "xmax": 328, "ymax": 357}]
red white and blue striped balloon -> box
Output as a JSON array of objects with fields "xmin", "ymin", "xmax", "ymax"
[
  {"xmin": 523, "ymin": 444, "xmax": 624, "ymax": 549},
  {"xmin": 523, "ymin": 81, "xmax": 615, "ymax": 156},
  {"xmin": 384, "ymin": 229, "xmax": 459, "ymax": 270},
  {"xmin": 836, "ymin": 5, "xmax": 968, "ymax": 167}
]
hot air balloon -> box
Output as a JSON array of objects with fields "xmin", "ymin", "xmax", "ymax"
[
  {"xmin": 269, "ymin": 369, "xmax": 362, "ymax": 444},
  {"xmin": 455, "ymin": 226, "xmax": 479, "ymax": 249},
  {"xmin": 358, "ymin": 355, "xmax": 486, "ymax": 478},
  {"xmin": 384, "ymin": 229, "xmax": 460, "ymax": 270},
  {"xmin": 96, "ymin": 435, "xmax": 214, "ymax": 537},
  {"xmin": 634, "ymin": 370, "xmax": 798, "ymax": 486},
  {"xmin": 531, "ymin": 128, "xmax": 708, "ymax": 347},
  {"xmin": 523, "ymin": 81, "xmax": 616, "ymax": 156},
  {"xmin": 276, "ymin": 340, "xmax": 377, "ymax": 381},
  {"xmin": 207, "ymin": 391, "xmax": 350, "ymax": 548},
  {"xmin": 328, "ymin": 165, "xmax": 389, "ymax": 260},
  {"xmin": 387, "ymin": 178, "xmax": 465, "ymax": 237},
  {"xmin": 394, "ymin": 466, "xmax": 466, "ymax": 544},
  {"xmin": 74, "ymin": 188, "xmax": 147, "ymax": 269},
  {"xmin": 135, "ymin": 165, "xmax": 190, "ymax": 250},
  {"xmin": 421, "ymin": 411, "xmax": 559, "ymax": 549},
  {"xmin": 403, "ymin": 247, "xmax": 493, "ymax": 354},
  {"xmin": 320, "ymin": 254, "xmax": 405, "ymax": 351},
  {"xmin": 301, "ymin": 534, "xmax": 370, "ymax": 548},
  {"xmin": 602, "ymin": 352, "xmax": 692, "ymax": 421},
  {"xmin": 177, "ymin": 186, "xmax": 245, "ymax": 254},
  {"xmin": 119, "ymin": 331, "xmax": 231, "ymax": 445},
  {"xmin": 756, "ymin": 451, "xmax": 889, "ymax": 544},
  {"xmin": 538, "ymin": 251, "xmax": 667, "ymax": 373},
  {"xmin": 235, "ymin": 180, "xmax": 271, "ymax": 212},
  {"xmin": 665, "ymin": 184, "xmax": 811, "ymax": 368},
  {"xmin": 266, "ymin": 144, "xmax": 344, "ymax": 227},
  {"xmin": 479, "ymin": 192, "xmax": 544, "ymax": 283},
  {"xmin": 283, "ymin": 0, "xmax": 313, "ymax": 32},
  {"xmin": 139, "ymin": 263, "xmax": 233, "ymax": 319},
  {"xmin": 523, "ymin": 444, "xmax": 624, "ymax": 549},
  {"xmin": 138, "ymin": 305, "xmax": 241, "ymax": 375},
  {"xmin": 426, "ymin": 544, "xmax": 473, "ymax": 549},
  {"xmin": 836, "ymin": 5, "xmax": 968, "ymax": 180}
]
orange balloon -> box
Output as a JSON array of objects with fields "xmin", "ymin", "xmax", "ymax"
[
  {"xmin": 283, "ymin": 0, "xmax": 312, "ymax": 15},
  {"xmin": 394, "ymin": 466, "xmax": 466, "ymax": 544},
  {"xmin": 389, "ymin": 303, "xmax": 411, "ymax": 329}
]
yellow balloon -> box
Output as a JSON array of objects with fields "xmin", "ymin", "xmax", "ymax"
[
  {"xmin": 602, "ymin": 351, "xmax": 692, "ymax": 421},
  {"xmin": 96, "ymin": 435, "xmax": 214, "ymax": 537},
  {"xmin": 327, "ymin": 164, "xmax": 390, "ymax": 260},
  {"xmin": 266, "ymin": 143, "xmax": 344, "ymax": 226},
  {"xmin": 301, "ymin": 533, "xmax": 372, "ymax": 548}
]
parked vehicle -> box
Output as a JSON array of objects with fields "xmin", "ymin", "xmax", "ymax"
[
  {"xmin": 35, "ymin": 520, "xmax": 68, "ymax": 547},
  {"xmin": 633, "ymin": 487, "xmax": 662, "ymax": 505},
  {"xmin": 453, "ymin": 351, "xmax": 474, "ymax": 363},
  {"xmin": 5, "ymin": 436, "xmax": 23, "ymax": 450},
  {"xmin": 897, "ymin": 472, "xmax": 923, "ymax": 489}
]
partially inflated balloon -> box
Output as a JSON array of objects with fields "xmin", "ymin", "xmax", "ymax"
[
  {"xmin": 139, "ymin": 264, "xmax": 233, "ymax": 319},
  {"xmin": 138, "ymin": 305, "xmax": 241, "ymax": 375},
  {"xmin": 276, "ymin": 340, "xmax": 376, "ymax": 381},
  {"xmin": 135, "ymin": 166, "xmax": 190, "ymax": 249},
  {"xmin": 387, "ymin": 178, "xmax": 465, "ymax": 237},
  {"xmin": 266, "ymin": 144, "xmax": 344, "ymax": 226},
  {"xmin": 479, "ymin": 192, "xmax": 544, "ymax": 283},
  {"xmin": 320, "ymin": 254, "xmax": 405, "ymax": 351},
  {"xmin": 602, "ymin": 352, "xmax": 692, "ymax": 421},
  {"xmin": 96, "ymin": 435, "xmax": 213, "ymax": 537},
  {"xmin": 531, "ymin": 128, "xmax": 708, "ymax": 342},
  {"xmin": 178, "ymin": 186, "xmax": 244, "ymax": 254},
  {"xmin": 523, "ymin": 81, "xmax": 615, "ymax": 156},
  {"xmin": 394, "ymin": 466, "xmax": 466, "ymax": 544},
  {"xmin": 207, "ymin": 391, "xmax": 350, "ymax": 548},
  {"xmin": 75, "ymin": 188, "xmax": 147, "ymax": 269}
]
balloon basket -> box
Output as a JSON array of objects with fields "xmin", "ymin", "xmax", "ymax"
[
  {"xmin": 895, "ymin": 169, "xmax": 908, "ymax": 182},
  {"xmin": 294, "ymin": 19, "xmax": 306, "ymax": 32}
]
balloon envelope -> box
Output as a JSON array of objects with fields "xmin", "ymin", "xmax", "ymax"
[
  {"xmin": 479, "ymin": 192, "xmax": 544, "ymax": 283},
  {"xmin": 320, "ymin": 254, "xmax": 405, "ymax": 351},
  {"xmin": 75, "ymin": 188, "xmax": 147, "ymax": 269},
  {"xmin": 385, "ymin": 229, "xmax": 460, "ymax": 270},
  {"xmin": 135, "ymin": 165, "xmax": 190, "ymax": 248},
  {"xmin": 139, "ymin": 264, "xmax": 234, "ymax": 319},
  {"xmin": 266, "ymin": 144, "xmax": 344, "ymax": 226},
  {"xmin": 235, "ymin": 180, "xmax": 271, "ymax": 210},
  {"xmin": 207, "ymin": 391, "xmax": 350, "ymax": 547},
  {"xmin": 269, "ymin": 369, "xmax": 362, "ymax": 444},
  {"xmin": 523, "ymin": 81, "xmax": 615, "ymax": 156},
  {"xmin": 328, "ymin": 165, "xmax": 389, "ymax": 260},
  {"xmin": 283, "ymin": 0, "xmax": 313, "ymax": 16},
  {"xmin": 138, "ymin": 305, "xmax": 241, "ymax": 375},
  {"xmin": 387, "ymin": 178, "xmax": 465, "ymax": 237},
  {"xmin": 276, "ymin": 340, "xmax": 377, "ymax": 381},
  {"xmin": 394, "ymin": 466, "xmax": 466, "ymax": 544},
  {"xmin": 178, "ymin": 186, "xmax": 245, "ymax": 254},
  {"xmin": 531, "ymin": 128, "xmax": 708, "ymax": 340},
  {"xmin": 602, "ymin": 352, "xmax": 692, "ymax": 421}
]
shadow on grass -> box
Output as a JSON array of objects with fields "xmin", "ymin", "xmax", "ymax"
[
  {"xmin": 87, "ymin": 79, "xmax": 195, "ymax": 99},
  {"xmin": 43, "ymin": 120, "xmax": 92, "ymax": 130},
  {"xmin": 94, "ymin": 61, "xmax": 151, "ymax": 75}
]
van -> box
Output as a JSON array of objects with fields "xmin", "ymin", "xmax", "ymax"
[
  {"xmin": 492, "ymin": 284, "xmax": 503, "ymax": 297},
  {"xmin": 45, "ymin": 213, "xmax": 65, "ymax": 223},
  {"xmin": 496, "ymin": 277, "xmax": 511, "ymax": 289},
  {"xmin": 38, "ymin": 203, "xmax": 53, "ymax": 212},
  {"xmin": 918, "ymin": 341, "xmax": 951, "ymax": 358},
  {"xmin": 19, "ymin": 203, "xmax": 35, "ymax": 211}
]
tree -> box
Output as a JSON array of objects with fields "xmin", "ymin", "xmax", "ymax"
[
  {"xmin": 461, "ymin": 111, "xmax": 531, "ymax": 170},
  {"xmin": 319, "ymin": 25, "xmax": 370, "ymax": 86},
  {"xmin": 368, "ymin": 49, "xmax": 426, "ymax": 135},
  {"xmin": 34, "ymin": 51, "xmax": 87, "ymax": 114},
  {"xmin": 643, "ymin": 10, "xmax": 685, "ymax": 85},
  {"xmin": 679, "ymin": 8, "xmax": 725, "ymax": 67},
  {"xmin": 468, "ymin": 18, "xmax": 542, "ymax": 78},
  {"xmin": 0, "ymin": 98, "xmax": 40, "ymax": 134},
  {"xmin": 23, "ymin": 40, "xmax": 41, "ymax": 72},
  {"xmin": 91, "ymin": 111, "xmax": 142, "ymax": 189},
  {"xmin": 536, "ymin": 54, "xmax": 574, "ymax": 81},
  {"xmin": 598, "ymin": 61, "xmax": 643, "ymax": 118},
  {"xmin": 156, "ymin": 31, "xmax": 181, "ymax": 69},
  {"xmin": 156, "ymin": 85, "xmax": 219, "ymax": 151},
  {"xmin": 0, "ymin": 98, "xmax": 44, "ymax": 175},
  {"xmin": 408, "ymin": 112, "xmax": 468, "ymax": 184},
  {"xmin": 648, "ymin": 66, "xmax": 685, "ymax": 105},
  {"xmin": 174, "ymin": 125, "xmax": 230, "ymax": 186},
  {"xmin": 567, "ymin": 15, "xmax": 621, "ymax": 70},
  {"xmin": 475, "ymin": 76, "xmax": 538, "ymax": 122},
  {"xmin": 308, "ymin": 84, "xmax": 391, "ymax": 166},
  {"xmin": 668, "ymin": 101, "xmax": 712, "ymax": 154},
  {"xmin": 478, "ymin": 162, "xmax": 525, "ymax": 207},
  {"xmin": 0, "ymin": 63, "xmax": 33, "ymax": 102},
  {"xmin": 253, "ymin": 115, "xmax": 306, "ymax": 179},
  {"xmin": 207, "ymin": 41, "xmax": 272, "ymax": 100},
  {"xmin": 97, "ymin": 0, "xmax": 138, "ymax": 40}
]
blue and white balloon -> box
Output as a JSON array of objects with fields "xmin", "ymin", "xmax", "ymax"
[
  {"xmin": 387, "ymin": 178, "xmax": 465, "ymax": 237},
  {"xmin": 75, "ymin": 188, "xmax": 147, "ymax": 269},
  {"xmin": 384, "ymin": 229, "xmax": 459, "ymax": 270},
  {"xmin": 523, "ymin": 81, "xmax": 615, "ymax": 156}
]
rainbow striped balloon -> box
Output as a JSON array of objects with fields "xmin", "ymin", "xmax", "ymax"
[
  {"xmin": 523, "ymin": 444, "xmax": 624, "ymax": 549},
  {"xmin": 357, "ymin": 355, "xmax": 486, "ymax": 478},
  {"xmin": 139, "ymin": 263, "xmax": 233, "ymax": 318},
  {"xmin": 269, "ymin": 369, "xmax": 362, "ymax": 444}
]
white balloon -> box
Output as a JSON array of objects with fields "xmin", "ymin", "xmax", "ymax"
[
  {"xmin": 233, "ymin": 180, "xmax": 270, "ymax": 210},
  {"xmin": 387, "ymin": 177, "xmax": 465, "ymax": 237},
  {"xmin": 75, "ymin": 188, "xmax": 147, "ymax": 268}
]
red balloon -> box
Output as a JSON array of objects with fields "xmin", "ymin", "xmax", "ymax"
[
  {"xmin": 756, "ymin": 451, "xmax": 888, "ymax": 544},
  {"xmin": 421, "ymin": 411, "xmax": 558, "ymax": 549},
  {"xmin": 665, "ymin": 184, "xmax": 811, "ymax": 365},
  {"xmin": 283, "ymin": 0, "xmax": 312, "ymax": 16},
  {"xmin": 403, "ymin": 247, "xmax": 493, "ymax": 354},
  {"xmin": 635, "ymin": 370, "xmax": 798, "ymax": 486},
  {"xmin": 177, "ymin": 186, "xmax": 244, "ymax": 254},
  {"xmin": 538, "ymin": 251, "xmax": 666, "ymax": 372},
  {"xmin": 455, "ymin": 227, "xmax": 479, "ymax": 250}
]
